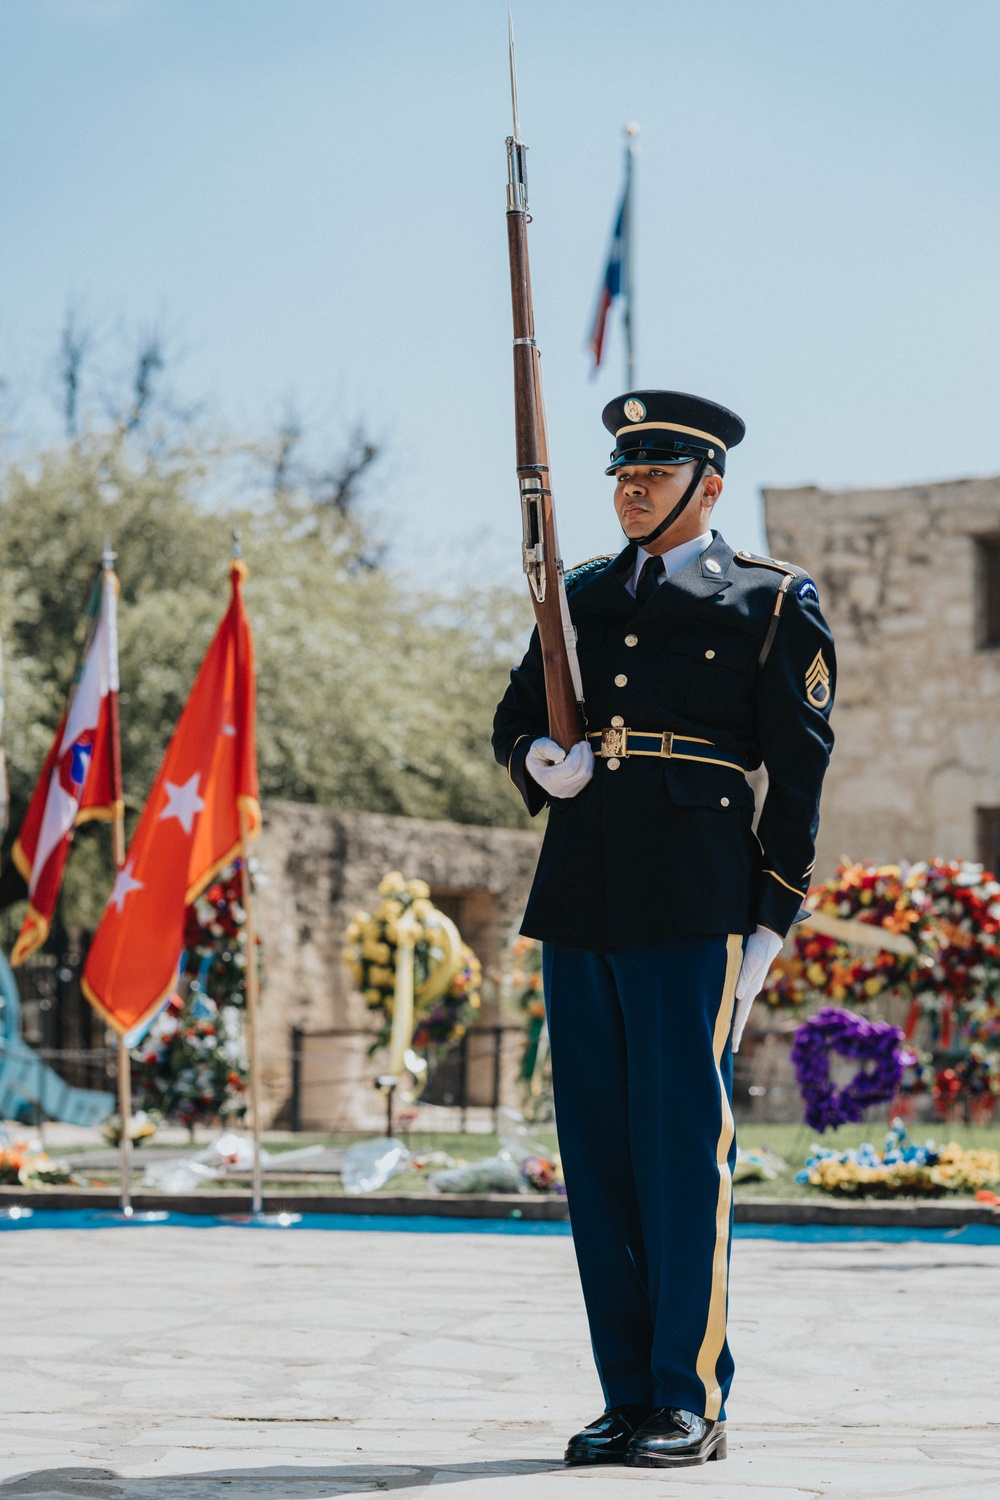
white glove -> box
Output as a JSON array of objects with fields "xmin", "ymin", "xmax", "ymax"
[
  {"xmin": 525, "ymin": 737, "xmax": 595, "ymax": 799},
  {"xmin": 732, "ymin": 925, "xmax": 784, "ymax": 1053}
]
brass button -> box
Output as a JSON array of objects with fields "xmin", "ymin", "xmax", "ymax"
[
  {"xmin": 625, "ymin": 634, "xmax": 638, "ymax": 647},
  {"xmin": 705, "ymin": 649, "xmax": 716, "ymax": 660},
  {"xmin": 607, "ymin": 756, "xmax": 621, "ymax": 771},
  {"xmin": 611, "ymin": 715, "xmax": 624, "ymax": 729},
  {"xmin": 720, "ymin": 796, "xmax": 730, "ymax": 807},
  {"xmin": 614, "ymin": 674, "xmax": 628, "ymax": 687}
]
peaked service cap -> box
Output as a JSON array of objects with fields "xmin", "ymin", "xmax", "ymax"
[{"xmin": 602, "ymin": 389, "xmax": 746, "ymax": 476}]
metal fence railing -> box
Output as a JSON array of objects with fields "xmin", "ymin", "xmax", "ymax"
[{"xmin": 289, "ymin": 1024, "xmax": 526, "ymax": 1133}]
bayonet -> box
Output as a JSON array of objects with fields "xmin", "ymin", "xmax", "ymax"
[{"xmin": 506, "ymin": 11, "xmax": 528, "ymax": 214}]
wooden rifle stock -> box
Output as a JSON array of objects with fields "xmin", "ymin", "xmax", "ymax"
[{"xmin": 505, "ymin": 103, "xmax": 585, "ymax": 752}]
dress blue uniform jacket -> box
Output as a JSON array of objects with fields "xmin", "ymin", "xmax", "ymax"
[{"xmin": 492, "ymin": 531, "xmax": 835, "ymax": 951}]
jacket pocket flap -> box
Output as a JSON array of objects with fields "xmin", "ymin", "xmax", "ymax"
[
  {"xmin": 668, "ymin": 630, "xmax": 756, "ymax": 671},
  {"xmin": 664, "ymin": 760, "xmax": 754, "ymax": 810}
]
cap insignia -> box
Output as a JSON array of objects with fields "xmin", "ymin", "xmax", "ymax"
[
  {"xmin": 805, "ymin": 649, "xmax": 831, "ymax": 709},
  {"xmin": 623, "ymin": 398, "xmax": 646, "ymax": 422}
]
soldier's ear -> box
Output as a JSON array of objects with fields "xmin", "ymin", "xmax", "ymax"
[{"xmin": 702, "ymin": 472, "xmax": 723, "ymax": 503}]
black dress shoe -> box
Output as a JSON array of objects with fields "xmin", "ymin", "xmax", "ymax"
[
  {"xmin": 564, "ymin": 1404, "xmax": 654, "ymax": 1466},
  {"xmin": 625, "ymin": 1407, "xmax": 727, "ymax": 1467}
]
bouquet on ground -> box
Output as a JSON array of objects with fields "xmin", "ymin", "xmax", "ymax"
[
  {"xmin": 0, "ymin": 1135, "xmax": 78, "ymax": 1187},
  {"xmin": 428, "ymin": 1108, "xmax": 565, "ymax": 1196},
  {"xmin": 796, "ymin": 1121, "xmax": 1000, "ymax": 1198}
]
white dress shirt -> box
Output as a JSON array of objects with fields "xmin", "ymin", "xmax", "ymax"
[{"xmin": 628, "ymin": 531, "xmax": 713, "ymax": 596}]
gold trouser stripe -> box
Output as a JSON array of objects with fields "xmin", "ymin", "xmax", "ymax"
[
  {"xmin": 764, "ymin": 867, "xmax": 806, "ymax": 898},
  {"xmin": 695, "ymin": 932, "xmax": 743, "ymax": 1421}
]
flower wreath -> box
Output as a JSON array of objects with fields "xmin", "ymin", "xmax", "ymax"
[
  {"xmin": 343, "ymin": 872, "xmax": 482, "ymax": 1052},
  {"xmin": 790, "ymin": 1006, "xmax": 908, "ymax": 1132},
  {"xmin": 765, "ymin": 860, "xmax": 1000, "ymax": 1033}
]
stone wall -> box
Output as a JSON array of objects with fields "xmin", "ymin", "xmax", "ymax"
[
  {"xmin": 252, "ymin": 803, "xmax": 541, "ymax": 1128},
  {"xmin": 763, "ymin": 476, "xmax": 1000, "ymax": 878}
]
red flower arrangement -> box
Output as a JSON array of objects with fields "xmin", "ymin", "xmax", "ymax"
[
  {"xmin": 131, "ymin": 860, "xmax": 260, "ymax": 1129},
  {"xmin": 765, "ymin": 859, "xmax": 1000, "ymax": 1119}
]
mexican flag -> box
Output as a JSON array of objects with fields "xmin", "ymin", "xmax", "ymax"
[{"xmin": 10, "ymin": 562, "xmax": 122, "ymax": 965}]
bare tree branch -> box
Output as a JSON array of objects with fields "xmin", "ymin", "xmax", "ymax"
[
  {"xmin": 272, "ymin": 413, "xmax": 302, "ymax": 499},
  {"xmin": 309, "ymin": 427, "xmax": 380, "ymax": 517},
  {"xmin": 121, "ymin": 332, "xmax": 165, "ymax": 435},
  {"xmin": 60, "ymin": 309, "xmax": 90, "ymax": 439}
]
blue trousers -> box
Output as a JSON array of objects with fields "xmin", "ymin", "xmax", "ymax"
[{"xmin": 542, "ymin": 934, "xmax": 743, "ymax": 1421}]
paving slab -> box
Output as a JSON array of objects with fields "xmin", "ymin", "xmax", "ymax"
[{"xmin": 0, "ymin": 1226, "xmax": 998, "ymax": 1498}]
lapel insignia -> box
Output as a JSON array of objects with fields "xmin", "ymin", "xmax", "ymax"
[{"xmin": 805, "ymin": 650, "xmax": 831, "ymax": 708}]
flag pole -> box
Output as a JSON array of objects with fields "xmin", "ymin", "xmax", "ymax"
[
  {"xmin": 232, "ymin": 528, "xmax": 264, "ymax": 1216},
  {"xmin": 239, "ymin": 801, "xmax": 263, "ymax": 1216},
  {"xmin": 623, "ymin": 122, "xmax": 639, "ymax": 389},
  {"xmin": 102, "ymin": 538, "xmax": 132, "ymax": 1217}
]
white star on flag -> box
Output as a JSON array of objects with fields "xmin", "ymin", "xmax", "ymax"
[
  {"xmin": 158, "ymin": 773, "xmax": 205, "ymax": 835},
  {"xmin": 109, "ymin": 860, "xmax": 144, "ymax": 914}
]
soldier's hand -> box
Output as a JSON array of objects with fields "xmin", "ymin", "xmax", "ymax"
[
  {"xmin": 526, "ymin": 738, "xmax": 595, "ymax": 798},
  {"xmin": 732, "ymin": 926, "xmax": 784, "ymax": 1053}
]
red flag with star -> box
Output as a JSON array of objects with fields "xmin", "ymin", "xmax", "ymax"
[{"xmin": 82, "ymin": 562, "xmax": 260, "ymax": 1036}]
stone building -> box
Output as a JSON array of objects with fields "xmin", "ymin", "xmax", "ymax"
[
  {"xmin": 763, "ymin": 475, "xmax": 1000, "ymax": 883},
  {"xmin": 253, "ymin": 803, "xmax": 541, "ymax": 1130}
]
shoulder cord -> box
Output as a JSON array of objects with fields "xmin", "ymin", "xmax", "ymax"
[{"xmin": 756, "ymin": 573, "xmax": 796, "ymax": 670}]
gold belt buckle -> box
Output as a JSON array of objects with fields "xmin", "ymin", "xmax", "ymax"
[
  {"xmin": 660, "ymin": 732, "xmax": 674, "ymax": 758},
  {"xmin": 600, "ymin": 726, "xmax": 628, "ymax": 759}
]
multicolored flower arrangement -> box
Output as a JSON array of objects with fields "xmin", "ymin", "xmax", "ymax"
[
  {"xmin": 796, "ymin": 1121, "xmax": 1000, "ymax": 1198},
  {"xmin": 131, "ymin": 861, "xmax": 257, "ymax": 1128},
  {"xmin": 790, "ymin": 1007, "xmax": 909, "ymax": 1132},
  {"xmin": 0, "ymin": 1141, "xmax": 77, "ymax": 1187},
  {"xmin": 502, "ymin": 934, "xmax": 547, "ymax": 1075},
  {"xmin": 766, "ymin": 860, "xmax": 1000, "ymax": 1023},
  {"xmin": 342, "ymin": 872, "xmax": 482, "ymax": 1053},
  {"xmin": 767, "ymin": 860, "xmax": 1000, "ymax": 1119}
]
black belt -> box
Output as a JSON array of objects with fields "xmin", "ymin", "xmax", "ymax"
[{"xmin": 586, "ymin": 727, "xmax": 746, "ymax": 774}]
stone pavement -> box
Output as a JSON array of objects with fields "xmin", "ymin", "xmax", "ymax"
[{"xmin": 1, "ymin": 1224, "xmax": 998, "ymax": 1498}]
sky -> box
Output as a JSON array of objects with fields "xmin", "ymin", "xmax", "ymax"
[{"xmin": 1, "ymin": 0, "xmax": 999, "ymax": 582}]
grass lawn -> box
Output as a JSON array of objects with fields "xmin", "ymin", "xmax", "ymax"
[{"xmin": 37, "ymin": 1121, "xmax": 1000, "ymax": 1201}]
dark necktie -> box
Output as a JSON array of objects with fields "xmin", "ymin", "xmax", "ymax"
[{"xmin": 635, "ymin": 553, "xmax": 665, "ymax": 606}]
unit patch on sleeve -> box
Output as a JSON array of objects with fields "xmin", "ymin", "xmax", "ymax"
[
  {"xmin": 797, "ymin": 579, "xmax": 819, "ymax": 602},
  {"xmin": 805, "ymin": 649, "xmax": 831, "ymax": 708}
]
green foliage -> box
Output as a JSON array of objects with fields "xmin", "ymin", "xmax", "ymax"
[{"xmin": 0, "ymin": 422, "xmax": 534, "ymax": 927}]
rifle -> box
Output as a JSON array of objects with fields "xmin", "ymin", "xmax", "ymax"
[{"xmin": 505, "ymin": 15, "xmax": 585, "ymax": 752}]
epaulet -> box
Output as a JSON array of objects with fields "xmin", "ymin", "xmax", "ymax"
[
  {"xmin": 564, "ymin": 555, "xmax": 614, "ymax": 590},
  {"xmin": 733, "ymin": 549, "xmax": 803, "ymax": 578}
]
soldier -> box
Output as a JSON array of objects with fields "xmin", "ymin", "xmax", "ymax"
[{"xmin": 493, "ymin": 390, "xmax": 835, "ymax": 1469}]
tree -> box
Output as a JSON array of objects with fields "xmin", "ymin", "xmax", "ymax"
[{"xmin": 0, "ymin": 349, "xmax": 534, "ymax": 930}]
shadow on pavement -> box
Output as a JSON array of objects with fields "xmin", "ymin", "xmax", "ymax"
[{"xmin": 0, "ymin": 1461, "xmax": 565, "ymax": 1496}]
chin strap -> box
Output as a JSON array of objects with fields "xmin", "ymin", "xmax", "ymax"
[{"xmin": 629, "ymin": 457, "xmax": 709, "ymax": 548}]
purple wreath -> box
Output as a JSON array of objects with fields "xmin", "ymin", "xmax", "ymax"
[{"xmin": 790, "ymin": 1007, "xmax": 907, "ymax": 1133}]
